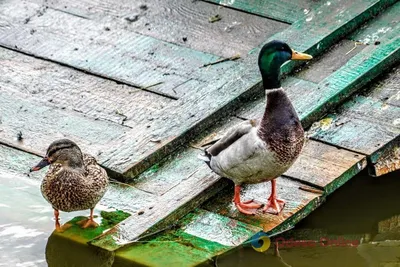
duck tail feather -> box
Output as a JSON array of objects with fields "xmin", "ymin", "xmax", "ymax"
[{"xmin": 197, "ymin": 150, "xmax": 212, "ymax": 168}]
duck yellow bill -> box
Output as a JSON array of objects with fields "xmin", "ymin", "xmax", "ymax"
[{"xmin": 291, "ymin": 50, "xmax": 313, "ymax": 60}]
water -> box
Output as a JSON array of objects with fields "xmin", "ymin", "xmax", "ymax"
[
  {"xmin": 1, "ymin": 169, "xmax": 400, "ymax": 266},
  {"xmin": 216, "ymin": 170, "xmax": 400, "ymax": 267}
]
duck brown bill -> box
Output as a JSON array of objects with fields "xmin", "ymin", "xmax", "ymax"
[{"xmin": 30, "ymin": 158, "xmax": 50, "ymax": 172}]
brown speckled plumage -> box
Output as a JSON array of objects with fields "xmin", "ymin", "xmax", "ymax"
[
  {"xmin": 258, "ymin": 88, "xmax": 305, "ymax": 166},
  {"xmin": 41, "ymin": 154, "xmax": 108, "ymax": 212},
  {"xmin": 36, "ymin": 139, "xmax": 108, "ymax": 213}
]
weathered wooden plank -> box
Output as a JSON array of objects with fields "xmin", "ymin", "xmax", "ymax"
[
  {"xmin": 91, "ymin": 147, "xmax": 229, "ymax": 249},
  {"xmin": 369, "ymin": 139, "xmax": 400, "ymax": 177},
  {"xmin": 203, "ymin": 176, "xmax": 322, "ymax": 233},
  {"xmin": 349, "ymin": 1, "xmax": 400, "ymax": 44},
  {"xmin": 0, "ymin": 90, "xmax": 130, "ymax": 167},
  {"xmin": 284, "ymin": 139, "xmax": 367, "ymax": 194},
  {"xmin": 0, "ymin": 7, "xmax": 234, "ymax": 99},
  {"xmin": 309, "ymin": 95, "xmax": 400, "ymax": 157},
  {"xmin": 266, "ymin": 0, "xmax": 398, "ymax": 75},
  {"xmin": 113, "ymin": 208, "xmax": 261, "ymax": 266},
  {"xmin": 295, "ymin": 39, "xmax": 365, "ymax": 84},
  {"xmin": 0, "ymin": 47, "xmax": 174, "ymax": 128},
  {"xmin": 364, "ymin": 65, "xmax": 400, "ymax": 108},
  {"xmin": 0, "ymin": 0, "xmax": 41, "ymax": 34},
  {"xmin": 27, "ymin": 0, "xmax": 288, "ymax": 58},
  {"xmin": 180, "ymin": 209, "xmax": 262, "ymax": 247},
  {"xmin": 298, "ymin": 24, "xmax": 399, "ymax": 128},
  {"xmin": 203, "ymin": 0, "xmax": 321, "ymax": 24}
]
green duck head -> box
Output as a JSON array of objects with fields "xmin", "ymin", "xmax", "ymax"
[
  {"xmin": 30, "ymin": 139, "xmax": 84, "ymax": 171},
  {"xmin": 258, "ymin": 40, "xmax": 312, "ymax": 89}
]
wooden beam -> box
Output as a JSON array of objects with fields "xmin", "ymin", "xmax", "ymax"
[{"xmin": 202, "ymin": 0, "xmax": 321, "ymax": 24}]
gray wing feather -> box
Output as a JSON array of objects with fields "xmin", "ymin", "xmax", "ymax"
[{"xmin": 207, "ymin": 119, "xmax": 257, "ymax": 156}]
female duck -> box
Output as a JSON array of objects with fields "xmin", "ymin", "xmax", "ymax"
[
  {"xmin": 30, "ymin": 139, "xmax": 108, "ymax": 231},
  {"xmin": 200, "ymin": 40, "xmax": 312, "ymax": 215}
]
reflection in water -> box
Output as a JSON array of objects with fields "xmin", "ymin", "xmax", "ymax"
[
  {"xmin": 216, "ymin": 170, "xmax": 400, "ymax": 267},
  {"xmin": 45, "ymin": 232, "xmax": 114, "ymax": 267}
]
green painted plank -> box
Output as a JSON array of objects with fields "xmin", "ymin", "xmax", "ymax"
[
  {"xmin": 268, "ymin": 0, "xmax": 398, "ymax": 75},
  {"xmin": 0, "ymin": 7, "xmax": 232, "ymax": 99},
  {"xmin": 295, "ymin": 39, "xmax": 366, "ymax": 84},
  {"xmin": 203, "ymin": 0, "xmax": 321, "ymax": 24},
  {"xmin": 91, "ymin": 147, "xmax": 228, "ymax": 250},
  {"xmin": 180, "ymin": 209, "xmax": 261, "ymax": 247},
  {"xmin": 349, "ymin": 1, "xmax": 400, "ymax": 44},
  {"xmin": 309, "ymin": 95, "xmax": 400, "ymax": 164},
  {"xmin": 0, "ymin": 90, "xmax": 129, "ymax": 165},
  {"xmin": 27, "ymin": 0, "xmax": 288, "ymax": 58},
  {"xmin": 365, "ymin": 65, "xmax": 400, "ymax": 108},
  {"xmin": 113, "ymin": 208, "xmax": 261, "ymax": 266},
  {"xmin": 0, "ymin": 47, "xmax": 173, "ymax": 129},
  {"xmin": 299, "ymin": 23, "xmax": 400, "ymax": 128}
]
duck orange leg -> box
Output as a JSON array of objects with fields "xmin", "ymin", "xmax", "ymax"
[
  {"xmin": 233, "ymin": 185, "xmax": 262, "ymax": 215},
  {"xmin": 54, "ymin": 209, "xmax": 71, "ymax": 232},
  {"xmin": 54, "ymin": 209, "xmax": 61, "ymax": 231},
  {"xmin": 263, "ymin": 179, "xmax": 285, "ymax": 214},
  {"xmin": 77, "ymin": 208, "xmax": 98, "ymax": 228}
]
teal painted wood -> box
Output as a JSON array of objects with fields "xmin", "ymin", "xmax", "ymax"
[
  {"xmin": 295, "ymin": 39, "xmax": 366, "ymax": 84},
  {"xmin": 300, "ymin": 23, "xmax": 400, "ymax": 128},
  {"xmin": 309, "ymin": 95, "xmax": 400, "ymax": 161},
  {"xmin": 203, "ymin": 0, "xmax": 321, "ymax": 24},
  {"xmin": 0, "ymin": 90, "xmax": 128, "ymax": 164},
  {"xmin": 26, "ymin": 0, "xmax": 288, "ymax": 58},
  {"xmin": 90, "ymin": 147, "xmax": 229, "ymax": 250},
  {"xmin": 349, "ymin": 1, "xmax": 400, "ymax": 44},
  {"xmin": 365, "ymin": 64, "xmax": 400, "ymax": 108},
  {"xmin": 267, "ymin": 0, "xmax": 398, "ymax": 76},
  {"xmin": 0, "ymin": 47, "xmax": 173, "ymax": 129},
  {"xmin": 0, "ymin": 7, "xmax": 232, "ymax": 99}
]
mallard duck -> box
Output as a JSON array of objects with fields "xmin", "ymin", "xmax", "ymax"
[
  {"xmin": 30, "ymin": 139, "xmax": 109, "ymax": 231},
  {"xmin": 200, "ymin": 40, "xmax": 312, "ymax": 215}
]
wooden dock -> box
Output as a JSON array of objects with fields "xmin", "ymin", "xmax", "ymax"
[{"xmin": 0, "ymin": 0, "xmax": 399, "ymax": 266}]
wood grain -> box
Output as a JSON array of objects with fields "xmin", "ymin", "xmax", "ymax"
[
  {"xmin": 285, "ymin": 139, "xmax": 367, "ymax": 194},
  {"xmin": 27, "ymin": 0, "xmax": 288, "ymax": 58},
  {"xmin": 203, "ymin": 0, "xmax": 321, "ymax": 23},
  {"xmin": 309, "ymin": 95, "xmax": 400, "ymax": 156},
  {"xmin": 0, "ymin": 47, "xmax": 173, "ymax": 128}
]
